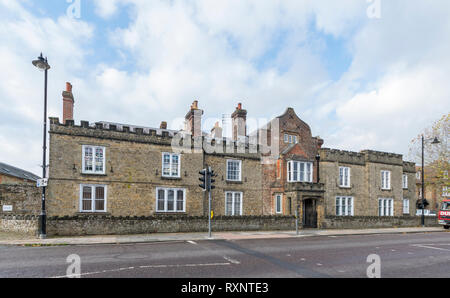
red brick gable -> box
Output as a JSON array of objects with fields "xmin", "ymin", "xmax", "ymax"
[{"xmin": 282, "ymin": 144, "xmax": 310, "ymax": 160}]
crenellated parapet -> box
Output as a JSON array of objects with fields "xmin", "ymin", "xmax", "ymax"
[
  {"xmin": 49, "ymin": 117, "xmax": 263, "ymax": 155},
  {"xmin": 361, "ymin": 150, "xmax": 403, "ymax": 166},
  {"xmin": 403, "ymin": 161, "xmax": 416, "ymax": 173},
  {"xmin": 49, "ymin": 117, "xmax": 174, "ymax": 146},
  {"xmin": 320, "ymin": 148, "xmax": 407, "ymax": 167},
  {"xmin": 319, "ymin": 148, "xmax": 366, "ymax": 165}
]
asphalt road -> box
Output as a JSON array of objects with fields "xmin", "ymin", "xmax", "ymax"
[{"xmin": 0, "ymin": 232, "xmax": 449, "ymax": 278}]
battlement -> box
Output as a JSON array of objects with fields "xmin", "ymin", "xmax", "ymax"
[
  {"xmin": 361, "ymin": 150, "xmax": 403, "ymax": 166},
  {"xmin": 319, "ymin": 148, "xmax": 366, "ymax": 165},
  {"xmin": 320, "ymin": 148, "xmax": 405, "ymax": 166},
  {"xmin": 403, "ymin": 161, "xmax": 416, "ymax": 173},
  {"xmin": 49, "ymin": 117, "xmax": 263, "ymax": 155}
]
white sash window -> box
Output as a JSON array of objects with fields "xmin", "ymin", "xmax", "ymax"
[{"xmin": 82, "ymin": 145, "xmax": 106, "ymax": 174}]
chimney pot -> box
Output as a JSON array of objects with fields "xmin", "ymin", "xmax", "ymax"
[
  {"xmin": 238, "ymin": 103, "xmax": 242, "ymax": 110},
  {"xmin": 66, "ymin": 82, "xmax": 72, "ymax": 92},
  {"xmin": 160, "ymin": 121, "xmax": 168, "ymax": 130}
]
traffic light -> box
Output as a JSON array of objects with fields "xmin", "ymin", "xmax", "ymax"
[
  {"xmin": 209, "ymin": 170, "xmax": 217, "ymax": 191},
  {"xmin": 199, "ymin": 169, "xmax": 208, "ymax": 191}
]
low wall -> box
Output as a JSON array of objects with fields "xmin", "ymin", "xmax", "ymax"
[
  {"xmin": 321, "ymin": 216, "xmax": 440, "ymax": 229},
  {"xmin": 0, "ymin": 215, "xmax": 442, "ymax": 237},
  {"xmin": 0, "ymin": 215, "xmax": 39, "ymax": 235},
  {"xmin": 47, "ymin": 215, "xmax": 297, "ymax": 236}
]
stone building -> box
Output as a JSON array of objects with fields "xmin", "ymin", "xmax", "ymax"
[{"xmin": 41, "ymin": 82, "xmax": 422, "ymax": 234}]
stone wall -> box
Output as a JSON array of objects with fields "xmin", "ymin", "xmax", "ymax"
[
  {"xmin": 0, "ymin": 184, "xmax": 41, "ymax": 216},
  {"xmin": 0, "ymin": 215, "xmax": 39, "ymax": 235},
  {"xmin": 322, "ymin": 216, "xmax": 440, "ymax": 229},
  {"xmin": 46, "ymin": 215, "xmax": 296, "ymax": 236}
]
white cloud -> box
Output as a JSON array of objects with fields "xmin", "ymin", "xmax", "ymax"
[{"xmin": 93, "ymin": 0, "xmax": 121, "ymax": 19}]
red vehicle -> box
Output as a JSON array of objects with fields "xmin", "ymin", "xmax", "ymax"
[{"xmin": 438, "ymin": 199, "xmax": 450, "ymax": 230}]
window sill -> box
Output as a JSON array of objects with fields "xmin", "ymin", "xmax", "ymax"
[
  {"xmin": 161, "ymin": 176, "xmax": 182, "ymax": 181},
  {"xmin": 81, "ymin": 173, "xmax": 107, "ymax": 177},
  {"xmin": 226, "ymin": 180, "xmax": 243, "ymax": 184},
  {"xmin": 339, "ymin": 186, "xmax": 352, "ymax": 189}
]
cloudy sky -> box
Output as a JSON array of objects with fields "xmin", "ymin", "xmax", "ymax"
[{"xmin": 0, "ymin": 0, "xmax": 449, "ymax": 176}]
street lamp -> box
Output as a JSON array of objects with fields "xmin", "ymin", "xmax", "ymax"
[
  {"xmin": 421, "ymin": 135, "xmax": 440, "ymax": 227},
  {"xmin": 32, "ymin": 53, "xmax": 50, "ymax": 239}
]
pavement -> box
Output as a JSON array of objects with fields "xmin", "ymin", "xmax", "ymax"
[{"xmin": 0, "ymin": 226, "xmax": 446, "ymax": 246}]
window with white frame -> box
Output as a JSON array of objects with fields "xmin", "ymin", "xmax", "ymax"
[
  {"xmin": 162, "ymin": 153, "xmax": 180, "ymax": 178},
  {"xmin": 443, "ymin": 186, "xmax": 450, "ymax": 197},
  {"xmin": 275, "ymin": 194, "xmax": 283, "ymax": 214},
  {"xmin": 80, "ymin": 185, "xmax": 107, "ymax": 212},
  {"xmin": 225, "ymin": 192, "xmax": 243, "ymax": 216},
  {"xmin": 339, "ymin": 167, "xmax": 351, "ymax": 188},
  {"xmin": 381, "ymin": 171, "xmax": 391, "ymax": 190},
  {"xmin": 403, "ymin": 199, "xmax": 410, "ymax": 214},
  {"xmin": 156, "ymin": 188, "xmax": 185, "ymax": 213},
  {"xmin": 402, "ymin": 174, "xmax": 408, "ymax": 189},
  {"xmin": 227, "ymin": 160, "xmax": 242, "ymax": 181},
  {"xmin": 284, "ymin": 134, "xmax": 298, "ymax": 144},
  {"xmin": 379, "ymin": 198, "xmax": 394, "ymax": 216},
  {"xmin": 82, "ymin": 145, "xmax": 106, "ymax": 174},
  {"xmin": 416, "ymin": 171, "xmax": 421, "ymax": 179},
  {"xmin": 336, "ymin": 196, "xmax": 354, "ymax": 216},
  {"xmin": 287, "ymin": 161, "xmax": 313, "ymax": 183}
]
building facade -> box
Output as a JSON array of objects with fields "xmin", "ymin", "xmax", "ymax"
[
  {"xmin": 416, "ymin": 166, "xmax": 449, "ymax": 215},
  {"xmin": 45, "ymin": 83, "xmax": 419, "ymax": 232}
]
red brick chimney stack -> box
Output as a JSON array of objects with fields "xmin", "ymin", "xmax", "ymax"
[{"xmin": 62, "ymin": 82, "xmax": 74, "ymax": 124}]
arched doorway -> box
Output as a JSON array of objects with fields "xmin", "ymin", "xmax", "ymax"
[{"xmin": 303, "ymin": 199, "xmax": 317, "ymax": 228}]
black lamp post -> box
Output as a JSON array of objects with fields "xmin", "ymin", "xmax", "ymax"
[
  {"xmin": 421, "ymin": 135, "xmax": 440, "ymax": 227},
  {"xmin": 32, "ymin": 53, "xmax": 50, "ymax": 239}
]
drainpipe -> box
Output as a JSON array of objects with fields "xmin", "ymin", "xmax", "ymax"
[{"xmin": 316, "ymin": 154, "xmax": 321, "ymax": 183}]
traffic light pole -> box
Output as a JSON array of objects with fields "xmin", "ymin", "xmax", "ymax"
[{"xmin": 208, "ymin": 189, "xmax": 212, "ymax": 239}]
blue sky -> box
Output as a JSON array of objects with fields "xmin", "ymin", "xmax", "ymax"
[{"xmin": 0, "ymin": 0, "xmax": 449, "ymax": 175}]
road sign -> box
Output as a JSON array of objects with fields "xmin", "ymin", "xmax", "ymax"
[
  {"xmin": 37, "ymin": 178, "xmax": 48, "ymax": 188},
  {"xmin": 2, "ymin": 205, "xmax": 13, "ymax": 212}
]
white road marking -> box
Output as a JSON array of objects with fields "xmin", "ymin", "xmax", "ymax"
[
  {"xmin": 187, "ymin": 241, "xmax": 197, "ymax": 245},
  {"xmin": 412, "ymin": 244, "xmax": 450, "ymax": 252},
  {"xmin": 316, "ymin": 263, "xmax": 323, "ymax": 266},
  {"xmin": 223, "ymin": 256, "xmax": 241, "ymax": 264},
  {"xmin": 51, "ymin": 262, "xmax": 232, "ymax": 278}
]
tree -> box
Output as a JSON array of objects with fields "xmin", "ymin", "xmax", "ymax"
[{"xmin": 409, "ymin": 113, "xmax": 449, "ymax": 189}]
